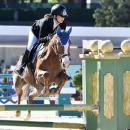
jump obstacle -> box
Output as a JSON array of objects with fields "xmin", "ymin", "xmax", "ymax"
[
  {"xmin": 1, "ymin": 39, "xmax": 130, "ymax": 129},
  {"xmin": 80, "ymin": 39, "xmax": 130, "ymax": 130}
]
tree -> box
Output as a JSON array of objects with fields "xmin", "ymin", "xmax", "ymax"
[{"xmin": 93, "ymin": 0, "xmax": 130, "ymax": 26}]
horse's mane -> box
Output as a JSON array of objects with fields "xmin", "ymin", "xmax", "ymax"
[
  {"xmin": 37, "ymin": 36, "xmax": 65, "ymax": 60},
  {"xmin": 37, "ymin": 44, "xmax": 48, "ymax": 59}
]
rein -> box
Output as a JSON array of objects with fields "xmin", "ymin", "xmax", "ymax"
[
  {"xmin": 39, "ymin": 36, "xmax": 69, "ymax": 61},
  {"xmin": 51, "ymin": 43, "xmax": 63, "ymax": 60},
  {"xmin": 62, "ymin": 53, "xmax": 69, "ymax": 58},
  {"xmin": 51, "ymin": 41, "xmax": 69, "ymax": 61}
]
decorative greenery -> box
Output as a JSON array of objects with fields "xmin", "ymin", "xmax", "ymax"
[{"xmin": 72, "ymin": 68, "xmax": 82, "ymax": 90}]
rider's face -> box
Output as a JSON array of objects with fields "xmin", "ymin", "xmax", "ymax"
[{"xmin": 56, "ymin": 15, "xmax": 65, "ymax": 24}]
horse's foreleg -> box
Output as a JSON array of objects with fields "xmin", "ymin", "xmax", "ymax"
[
  {"xmin": 48, "ymin": 79, "xmax": 66, "ymax": 96},
  {"xmin": 50, "ymin": 72, "xmax": 71, "ymax": 95},
  {"xmin": 35, "ymin": 69, "xmax": 50, "ymax": 97},
  {"xmin": 53, "ymin": 81, "xmax": 65, "ymax": 95},
  {"xmin": 41, "ymin": 86, "xmax": 50, "ymax": 97}
]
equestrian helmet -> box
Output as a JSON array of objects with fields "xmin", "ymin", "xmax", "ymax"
[{"xmin": 51, "ymin": 4, "xmax": 68, "ymax": 18}]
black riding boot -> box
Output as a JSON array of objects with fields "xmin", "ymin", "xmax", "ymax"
[
  {"xmin": 15, "ymin": 49, "xmax": 30, "ymax": 76},
  {"xmin": 28, "ymin": 43, "xmax": 41, "ymax": 64}
]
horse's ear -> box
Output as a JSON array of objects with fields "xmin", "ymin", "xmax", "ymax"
[
  {"xmin": 56, "ymin": 26, "xmax": 61, "ymax": 34},
  {"xmin": 67, "ymin": 27, "xmax": 72, "ymax": 35}
]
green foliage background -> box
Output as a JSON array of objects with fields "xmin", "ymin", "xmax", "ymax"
[{"xmin": 93, "ymin": 0, "xmax": 130, "ymax": 26}]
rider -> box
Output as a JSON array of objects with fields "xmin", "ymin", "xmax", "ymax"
[{"xmin": 15, "ymin": 3, "xmax": 69, "ymax": 76}]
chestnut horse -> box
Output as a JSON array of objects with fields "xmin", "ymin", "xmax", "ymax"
[{"xmin": 13, "ymin": 27, "xmax": 72, "ymax": 117}]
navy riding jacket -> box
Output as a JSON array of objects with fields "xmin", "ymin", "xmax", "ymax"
[{"xmin": 31, "ymin": 14, "xmax": 66, "ymax": 43}]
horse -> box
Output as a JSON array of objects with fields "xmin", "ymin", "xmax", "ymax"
[{"xmin": 13, "ymin": 27, "xmax": 72, "ymax": 117}]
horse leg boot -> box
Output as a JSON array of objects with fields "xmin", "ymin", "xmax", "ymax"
[{"xmin": 15, "ymin": 49, "xmax": 30, "ymax": 76}]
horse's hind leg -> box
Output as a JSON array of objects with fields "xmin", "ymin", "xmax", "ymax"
[
  {"xmin": 13, "ymin": 73, "xmax": 26, "ymax": 117},
  {"xmin": 15, "ymin": 88, "xmax": 23, "ymax": 117},
  {"xmin": 26, "ymin": 87, "xmax": 39, "ymax": 119}
]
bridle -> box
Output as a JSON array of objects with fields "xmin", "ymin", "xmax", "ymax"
[{"xmin": 51, "ymin": 40, "xmax": 69, "ymax": 61}]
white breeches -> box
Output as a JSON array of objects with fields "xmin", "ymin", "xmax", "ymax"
[{"xmin": 27, "ymin": 30, "xmax": 38, "ymax": 51}]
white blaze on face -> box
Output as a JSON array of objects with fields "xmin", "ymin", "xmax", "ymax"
[
  {"xmin": 64, "ymin": 41, "xmax": 69, "ymax": 54},
  {"xmin": 62, "ymin": 41, "xmax": 70, "ymax": 69}
]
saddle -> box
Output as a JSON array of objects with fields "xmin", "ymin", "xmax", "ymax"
[{"xmin": 27, "ymin": 42, "xmax": 49, "ymax": 74}]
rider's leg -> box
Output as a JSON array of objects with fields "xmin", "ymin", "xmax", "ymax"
[
  {"xmin": 28, "ymin": 42, "xmax": 40, "ymax": 63},
  {"xmin": 15, "ymin": 30, "xmax": 38, "ymax": 76},
  {"xmin": 15, "ymin": 49, "xmax": 30, "ymax": 75}
]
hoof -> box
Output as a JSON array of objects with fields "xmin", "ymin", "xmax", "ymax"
[
  {"xmin": 24, "ymin": 112, "xmax": 31, "ymax": 121},
  {"xmin": 16, "ymin": 111, "xmax": 21, "ymax": 117}
]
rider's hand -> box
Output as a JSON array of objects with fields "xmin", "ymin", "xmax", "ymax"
[{"xmin": 50, "ymin": 35, "xmax": 59, "ymax": 43}]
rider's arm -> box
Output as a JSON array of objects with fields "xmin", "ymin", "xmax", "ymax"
[
  {"xmin": 32, "ymin": 17, "xmax": 53, "ymax": 43},
  {"xmin": 39, "ymin": 18, "xmax": 53, "ymax": 43}
]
